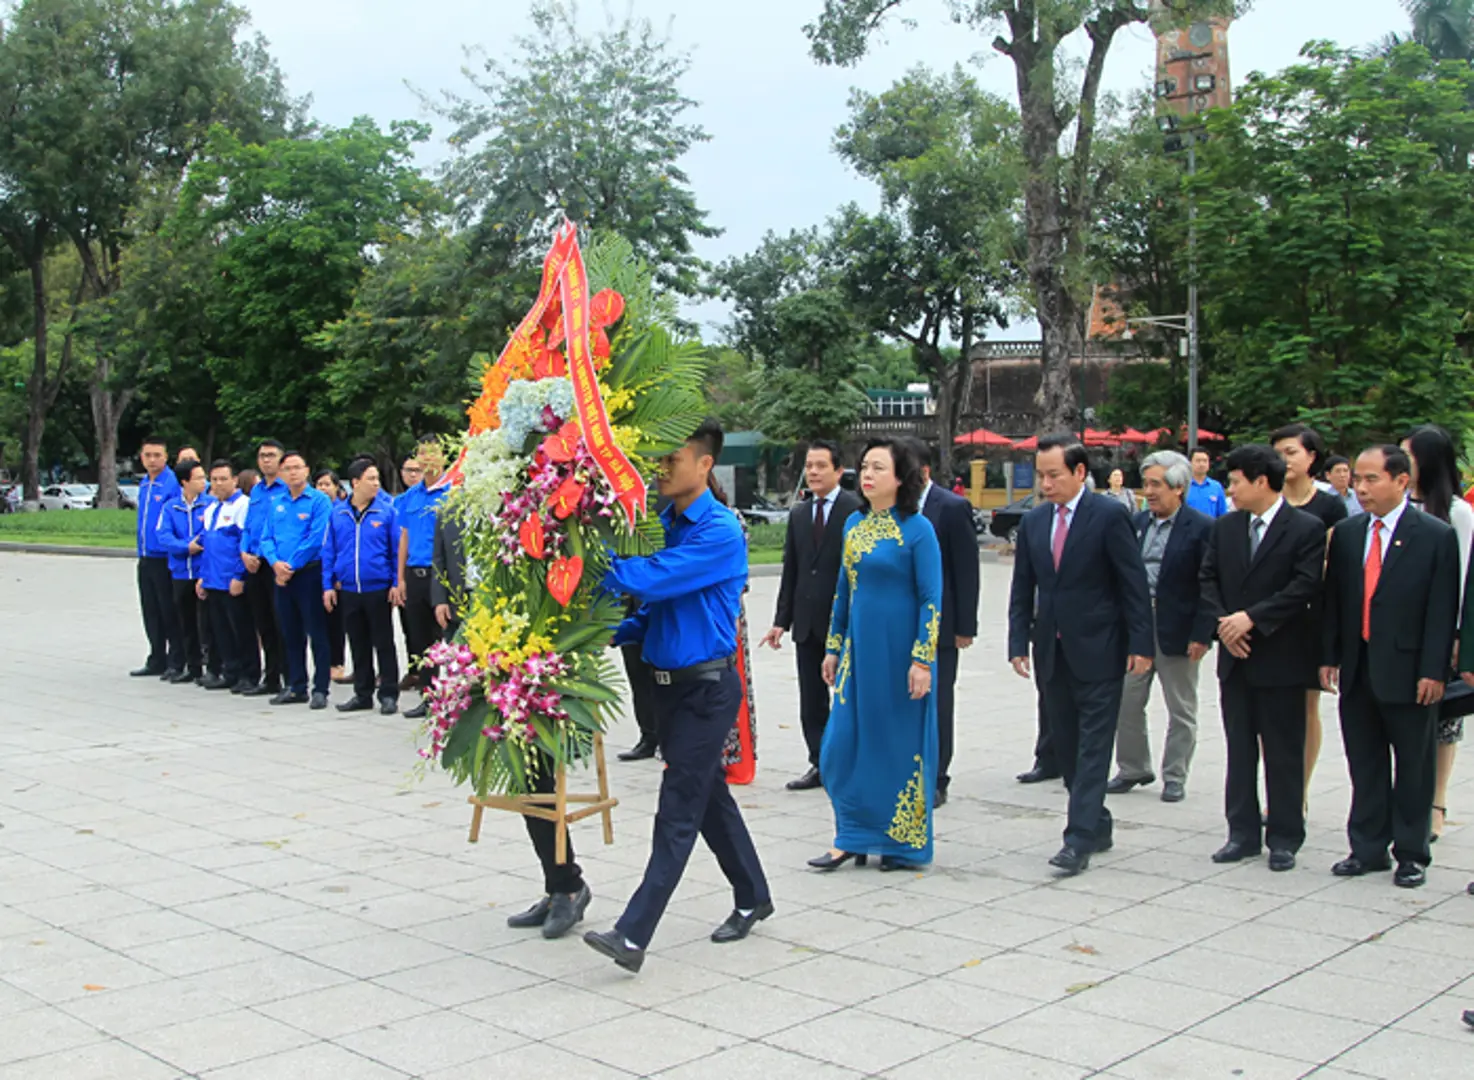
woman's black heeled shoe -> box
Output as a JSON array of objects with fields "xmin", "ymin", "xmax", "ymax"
[{"xmin": 807, "ymin": 851, "xmax": 868, "ymax": 870}]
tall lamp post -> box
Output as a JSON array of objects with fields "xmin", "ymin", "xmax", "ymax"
[{"xmin": 1123, "ymin": 312, "xmax": 1195, "ymax": 448}]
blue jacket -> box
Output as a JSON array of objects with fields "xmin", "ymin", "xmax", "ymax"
[
  {"xmin": 397, "ymin": 481, "xmax": 447, "ymax": 567},
  {"xmin": 1132, "ymin": 505, "xmax": 1214, "ymax": 656},
  {"xmin": 157, "ymin": 493, "xmax": 215, "ymax": 581},
  {"xmin": 241, "ymin": 476, "xmax": 287, "ymax": 558},
  {"xmin": 260, "ymin": 486, "xmax": 331, "ymax": 571},
  {"xmin": 1186, "ymin": 477, "xmax": 1228, "ymax": 519},
  {"xmin": 136, "ymin": 468, "xmax": 181, "ymax": 558},
  {"xmin": 201, "ymin": 492, "xmax": 251, "ymax": 592},
  {"xmin": 323, "ymin": 497, "xmax": 399, "ymax": 593}
]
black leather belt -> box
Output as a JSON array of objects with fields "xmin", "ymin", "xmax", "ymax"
[
  {"xmin": 652, "ymin": 656, "xmax": 735, "ymax": 685},
  {"xmin": 408, "ymin": 566, "xmax": 430, "ymax": 578}
]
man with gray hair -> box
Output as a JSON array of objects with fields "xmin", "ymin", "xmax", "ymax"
[{"xmin": 1107, "ymin": 450, "xmax": 1215, "ymax": 802}]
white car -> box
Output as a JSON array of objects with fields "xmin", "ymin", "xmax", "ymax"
[{"xmin": 38, "ymin": 484, "xmax": 95, "ymax": 511}]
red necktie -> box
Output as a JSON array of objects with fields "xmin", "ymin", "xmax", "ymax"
[
  {"xmin": 1362, "ymin": 519, "xmax": 1382, "ymax": 642},
  {"xmin": 812, "ymin": 498, "xmax": 826, "ymax": 548},
  {"xmin": 1053, "ymin": 504, "xmax": 1069, "ymax": 570}
]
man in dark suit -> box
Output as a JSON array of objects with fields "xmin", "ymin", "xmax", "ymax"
[
  {"xmin": 763, "ymin": 441, "xmax": 863, "ymax": 790},
  {"xmin": 907, "ymin": 438, "xmax": 981, "ymax": 806},
  {"xmin": 430, "ymin": 511, "xmax": 465, "ymax": 640},
  {"xmin": 1008, "ymin": 435, "xmax": 1154, "ymax": 874},
  {"xmin": 1107, "ymin": 451, "xmax": 1214, "ymax": 803},
  {"xmin": 1321, "ymin": 445, "xmax": 1459, "ymax": 889},
  {"xmin": 1197, "ymin": 444, "xmax": 1326, "ymax": 872}
]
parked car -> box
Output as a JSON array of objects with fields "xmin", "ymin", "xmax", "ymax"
[
  {"xmin": 988, "ymin": 494, "xmax": 1036, "ymax": 544},
  {"xmin": 116, "ymin": 482, "xmax": 140, "ymax": 509},
  {"xmin": 738, "ymin": 494, "xmax": 789, "ymax": 527},
  {"xmin": 38, "ymin": 484, "xmax": 96, "ymax": 511}
]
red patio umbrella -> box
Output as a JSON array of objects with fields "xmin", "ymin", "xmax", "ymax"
[
  {"xmin": 1083, "ymin": 428, "xmax": 1122, "ymax": 448},
  {"xmin": 1119, "ymin": 427, "xmax": 1160, "ymax": 445},
  {"xmin": 954, "ymin": 427, "xmax": 1017, "ymax": 448},
  {"xmin": 1012, "ymin": 435, "xmax": 1039, "ymax": 452}
]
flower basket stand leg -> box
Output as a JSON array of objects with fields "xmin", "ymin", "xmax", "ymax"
[{"xmin": 464, "ymin": 733, "xmax": 619, "ymax": 864}]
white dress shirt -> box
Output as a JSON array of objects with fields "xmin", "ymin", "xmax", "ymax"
[{"xmin": 1363, "ymin": 498, "xmax": 1407, "ymax": 565}]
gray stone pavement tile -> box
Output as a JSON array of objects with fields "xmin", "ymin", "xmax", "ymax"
[
  {"xmin": 123, "ymin": 928, "xmax": 274, "ymax": 978},
  {"xmin": 335, "ymin": 1009, "xmax": 522, "ymax": 1074},
  {"xmin": 1196, "ymin": 922, "xmax": 1352, "ymax": 969},
  {"xmin": 659, "ymin": 929, "xmax": 813, "ymax": 978},
  {"xmin": 834, "ymin": 925, "xmax": 991, "ymax": 975},
  {"xmin": 67, "ymin": 908, "xmax": 218, "ymax": 953},
  {"xmin": 252, "ymin": 979, "xmax": 434, "ymax": 1039},
  {"xmin": 1328, "ymin": 1028, "xmax": 1474, "ymax": 1079},
  {"xmin": 655, "ymin": 979, "xmax": 840, "ymax": 1038},
  {"xmin": 0, "ymin": 1038, "xmax": 179, "ymax": 1080},
  {"xmin": 124, "ymin": 1008, "xmax": 316, "ymax": 1074},
  {"xmin": 1386, "ymin": 988, "xmax": 1474, "ymax": 1044},
  {"xmin": 976, "ymin": 1000, "xmax": 1174, "ymax": 1071},
  {"xmin": 548, "ymin": 1008, "xmax": 741, "ymax": 1075},
  {"xmin": 1131, "ymin": 943, "xmax": 1304, "ymax": 997},
  {"xmin": 299, "ymin": 929, "xmax": 460, "ymax": 980},
  {"xmin": 943, "ymin": 948, "xmax": 1116, "ymax": 1002},
  {"xmin": 753, "ymin": 951, "xmax": 929, "ymax": 1006},
  {"xmin": 1258, "ymin": 969, "xmax": 1436, "ymax": 1026},
  {"xmin": 914, "ymin": 903, "xmax": 1071, "ymax": 948},
  {"xmin": 0, "ymin": 1005, "xmax": 109, "ymax": 1065},
  {"xmin": 650, "ymin": 1040, "xmax": 866, "ymax": 1080},
  {"xmin": 1108, "ymin": 1033, "xmax": 1311, "ymax": 1078},
  {"xmin": 1015, "ymin": 924, "xmax": 1181, "ymax": 972},
  {"xmin": 199, "ymin": 1040, "xmax": 409, "ymax": 1079},
  {"xmin": 54, "ymin": 976, "xmax": 238, "ymax": 1038},
  {"xmin": 1189, "ymin": 1000, "xmax": 1378, "ymax": 1065},
  {"xmin": 1373, "ymin": 913, "xmax": 1474, "ymax": 960},
  {"xmin": 3, "ymin": 950, "xmax": 166, "ymax": 1003},
  {"xmin": 373, "ymin": 951, "xmax": 542, "ymax": 1006},
  {"xmin": 1315, "ymin": 935, "xmax": 1474, "ymax": 992},
  {"xmin": 763, "ymin": 1008, "xmax": 960, "ymax": 1074},
  {"xmin": 419, "ymin": 1040, "xmax": 636, "ymax": 1080},
  {"xmin": 564, "ymin": 951, "xmax": 736, "ymax": 1009},
  {"xmin": 457, "ymin": 979, "xmax": 635, "ymax": 1041},
  {"xmin": 857, "ymin": 978, "xmax": 1036, "ymax": 1037},
  {"xmin": 878, "ymin": 1038, "xmax": 1092, "ymax": 1079},
  {"xmin": 179, "ymin": 954, "xmax": 354, "ymax": 1008},
  {"xmin": 1063, "ymin": 972, "xmax": 1242, "ymax": 1030}
]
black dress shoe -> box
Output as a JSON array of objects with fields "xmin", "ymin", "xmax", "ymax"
[
  {"xmin": 337, "ymin": 696, "xmax": 374, "ymax": 713},
  {"xmin": 1332, "ymin": 854, "xmax": 1392, "ymax": 877},
  {"xmin": 1160, "ymin": 781, "xmax": 1186, "ymax": 803},
  {"xmin": 404, "ymin": 700, "xmax": 428, "ymax": 720},
  {"xmin": 1016, "ymin": 766, "xmax": 1062, "ymax": 784},
  {"xmin": 167, "ymin": 669, "xmax": 196, "ymax": 684},
  {"xmin": 617, "ymin": 739, "xmax": 657, "ymax": 762},
  {"xmin": 583, "ymin": 928, "xmax": 645, "ymax": 973},
  {"xmin": 1394, "ymin": 862, "xmax": 1426, "ymax": 888},
  {"xmin": 241, "ymin": 682, "xmax": 272, "ymax": 697},
  {"xmin": 160, "ymin": 669, "xmax": 181, "ymax": 681},
  {"xmin": 711, "ymin": 901, "xmax": 774, "ymax": 943},
  {"xmin": 379, "ymin": 699, "xmax": 398, "ymax": 716},
  {"xmin": 1049, "ymin": 846, "xmax": 1090, "ymax": 875},
  {"xmin": 935, "ymin": 786, "xmax": 949, "ymax": 808},
  {"xmin": 786, "ymin": 767, "xmax": 823, "ymax": 791},
  {"xmin": 543, "ymin": 884, "xmax": 592, "ymax": 939},
  {"xmin": 309, "ymin": 692, "xmax": 328, "ymax": 710},
  {"xmin": 1212, "ymin": 840, "xmax": 1262, "ymax": 864},
  {"xmin": 807, "ymin": 850, "xmax": 867, "ymax": 870},
  {"xmin": 880, "ymin": 856, "xmax": 924, "ymax": 872},
  {"xmin": 231, "ymin": 680, "xmax": 251, "ymax": 695},
  {"xmin": 1105, "ymin": 773, "xmax": 1155, "ymax": 795},
  {"xmin": 201, "ymin": 674, "xmax": 232, "ymax": 691},
  {"xmin": 506, "ymin": 896, "xmax": 551, "ymax": 929},
  {"xmin": 1463, "ymin": 1008, "xmax": 1474, "ymax": 1029},
  {"xmin": 1268, "ymin": 850, "xmax": 1296, "ymax": 872},
  {"xmin": 130, "ymin": 665, "xmax": 165, "ymax": 678},
  {"xmin": 270, "ymin": 690, "xmax": 308, "ymax": 706}
]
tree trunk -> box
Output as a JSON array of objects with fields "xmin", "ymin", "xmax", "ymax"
[
  {"xmin": 90, "ymin": 352, "xmax": 136, "ymax": 511},
  {"xmin": 23, "ymin": 253, "xmax": 49, "ymax": 505}
]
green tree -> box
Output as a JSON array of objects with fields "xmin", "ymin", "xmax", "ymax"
[
  {"xmin": 172, "ymin": 119, "xmax": 437, "ymax": 460},
  {"xmin": 1193, "ymin": 43, "xmax": 1474, "ymax": 448},
  {"xmin": 805, "ymin": 0, "xmax": 1245, "ymax": 435},
  {"xmin": 428, "ymin": 0, "xmax": 718, "ymax": 297},
  {"xmin": 829, "ymin": 66, "xmax": 1018, "ymax": 474},
  {"xmin": 1382, "ymin": 1, "xmax": 1474, "ymax": 60},
  {"xmin": 0, "ymin": 0, "xmax": 299, "ymax": 503}
]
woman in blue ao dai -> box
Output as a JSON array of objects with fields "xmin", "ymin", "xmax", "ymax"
[{"xmin": 810, "ymin": 437, "xmax": 943, "ymax": 871}]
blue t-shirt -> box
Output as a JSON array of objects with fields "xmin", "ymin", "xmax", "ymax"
[
  {"xmin": 397, "ymin": 481, "xmax": 447, "ymax": 568},
  {"xmin": 1186, "ymin": 477, "xmax": 1228, "ymax": 519}
]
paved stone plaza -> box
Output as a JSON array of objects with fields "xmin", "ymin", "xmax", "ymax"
[{"xmin": 2, "ymin": 551, "xmax": 1473, "ymax": 1078}]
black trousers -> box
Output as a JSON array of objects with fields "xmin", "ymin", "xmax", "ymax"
[
  {"xmin": 1040, "ymin": 643, "xmax": 1120, "ymax": 852},
  {"xmin": 327, "ymin": 602, "xmax": 346, "ymax": 669},
  {"xmin": 245, "ymin": 562, "xmax": 284, "ymax": 690},
  {"xmin": 205, "ymin": 588, "xmax": 258, "ymax": 686},
  {"xmin": 403, "ymin": 567, "xmax": 439, "ymax": 688},
  {"xmin": 525, "ymin": 752, "xmax": 584, "ymax": 895},
  {"xmin": 342, "ymin": 590, "xmax": 399, "ymax": 702},
  {"xmin": 936, "ymin": 646, "xmax": 960, "ymax": 791},
  {"xmin": 1032, "ymin": 686, "xmax": 1058, "ymax": 774},
  {"xmin": 1221, "ymin": 668, "xmax": 1306, "ymax": 852},
  {"xmin": 274, "ymin": 563, "xmax": 330, "ymax": 696},
  {"xmin": 137, "ymin": 557, "xmax": 180, "ymax": 672},
  {"xmin": 616, "ymin": 669, "xmax": 769, "ymax": 948},
  {"xmin": 795, "ymin": 636, "xmax": 831, "ymax": 767},
  {"xmin": 1339, "ymin": 662, "xmax": 1436, "ymax": 867},
  {"xmin": 621, "ymin": 643, "xmax": 659, "ymax": 743},
  {"xmin": 171, "ymin": 578, "xmax": 206, "ymax": 677}
]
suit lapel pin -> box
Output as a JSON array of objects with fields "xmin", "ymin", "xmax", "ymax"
[{"xmin": 1394, "ymin": 540, "xmax": 1403, "ymax": 547}]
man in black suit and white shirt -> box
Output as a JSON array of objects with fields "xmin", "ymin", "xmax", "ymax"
[
  {"xmin": 1008, "ymin": 435, "xmax": 1155, "ymax": 875},
  {"xmin": 1321, "ymin": 445, "xmax": 1459, "ymax": 889},
  {"xmin": 907, "ymin": 439, "xmax": 981, "ymax": 805},
  {"xmin": 1197, "ymin": 444, "xmax": 1327, "ymax": 872},
  {"xmin": 763, "ymin": 441, "xmax": 864, "ymax": 790}
]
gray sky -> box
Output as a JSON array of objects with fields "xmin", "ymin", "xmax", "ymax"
[{"xmin": 238, "ymin": 0, "xmax": 1412, "ymax": 340}]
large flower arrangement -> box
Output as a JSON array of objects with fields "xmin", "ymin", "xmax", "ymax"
[{"xmin": 418, "ymin": 225, "xmax": 706, "ymax": 797}]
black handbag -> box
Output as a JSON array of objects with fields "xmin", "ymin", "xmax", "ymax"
[{"xmin": 1441, "ymin": 671, "xmax": 1474, "ymax": 721}]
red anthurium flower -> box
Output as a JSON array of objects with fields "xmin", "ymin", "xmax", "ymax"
[
  {"xmin": 548, "ymin": 476, "xmax": 587, "ymax": 519},
  {"xmin": 532, "ymin": 347, "xmax": 566, "ymax": 380},
  {"xmin": 518, "ymin": 514, "xmax": 546, "ymax": 560},
  {"xmin": 540, "ymin": 420, "xmax": 582, "ymax": 464},
  {"xmin": 590, "ymin": 289, "xmax": 625, "ymax": 329},
  {"xmin": 592, "ymin": 327, "xmax": 611, "ymax": 363},
  {"xmin": 547, "ymin": 555, "xmax": 584, "ymax": 606}
]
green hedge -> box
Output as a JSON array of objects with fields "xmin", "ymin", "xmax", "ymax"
[{"xmin": 0, "ymin": 508, "xmax": 136, "ymax": 538}]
